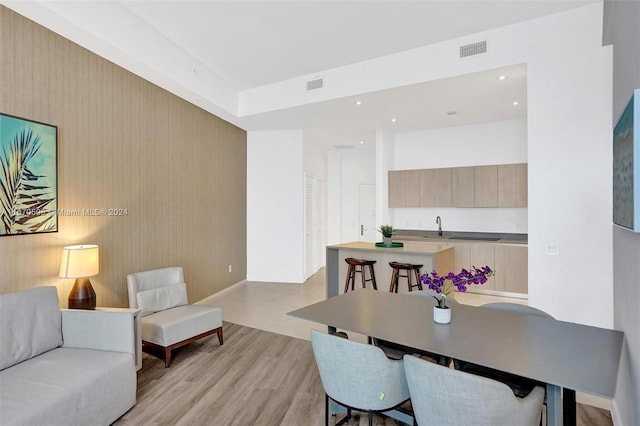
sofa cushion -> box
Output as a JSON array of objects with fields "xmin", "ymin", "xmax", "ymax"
[
  {"xmin": 142, "ymin": 305, "xmax": 222, "ymax": 346},
  {"xmin": 0, "ymin": 286, "xmax": 62, "ymax": 370},
  {"xmin": 136, "ymin": 283, "xmax": 188, "ymax": 315},
  {"xmin": 0, "ymin": 347, "xmax": 136, "ymax": 426}
]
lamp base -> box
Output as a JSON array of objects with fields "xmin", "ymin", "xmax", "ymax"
[{"xmin": 68, "ymin": 277, "xmax": 96, "ymax": 310}]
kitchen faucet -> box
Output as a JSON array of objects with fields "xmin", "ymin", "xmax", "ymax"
[{"xmin": 436, "ymin": 216, "xmax": 442, "ymax": 236}]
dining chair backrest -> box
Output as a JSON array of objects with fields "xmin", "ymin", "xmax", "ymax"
[
  {"xmin": 310, "ymin": 329, "xmax": 409, "ymax": 412},
  {"xmin": 482, "ymin": 302, "xmax": 554, "ymax": 319},
  {"xmin": 403, "ymin": 354, "xmax": 545, "ymax": 426}
]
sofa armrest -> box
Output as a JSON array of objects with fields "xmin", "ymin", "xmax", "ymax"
[{"xmin": 61, "ymin": 308, "xmax": 139, "ymax": 355}]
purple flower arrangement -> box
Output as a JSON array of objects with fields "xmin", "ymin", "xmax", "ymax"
[{"xmin": 418, "ymin": 266, "xmax": 495, "ymax": 308}]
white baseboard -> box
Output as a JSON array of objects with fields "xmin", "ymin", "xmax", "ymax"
[
  {"xmin": 610, "ymin": 399, "xmax": 622, "ymax": 426},
  {"xmin": 195, "ymin": 279, "xmax": 247, "ymax": 304}
]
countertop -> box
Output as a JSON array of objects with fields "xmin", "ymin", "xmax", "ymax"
[
  {"xmin": 328, "ymin": 241, "xmax": 453, "ymax": 255},
  {"xmin": 393, "ymin": 229, "xmax": 528, "ymax": 245}
]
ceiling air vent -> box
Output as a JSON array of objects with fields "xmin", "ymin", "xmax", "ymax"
[
  {"xmin": 459, "ymin": 41, "xmax": 487, "ymax": 58},
  {"xmin": 333, "ymin": 144, "xmax": 355, "ymax": 150},
  {"xmin": 306, "ymin": 78, "xmax": 323, "ymax": 91}
]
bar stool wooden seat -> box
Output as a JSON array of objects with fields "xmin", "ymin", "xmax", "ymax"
[
  {"xmin": 388, "ymin": 262, "xmax": 423, "ymax": 293},
  {"xmin": 344, "ymin": 258, "xmax": 378, "ymax": 292}
]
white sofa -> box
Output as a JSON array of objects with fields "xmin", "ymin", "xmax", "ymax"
[{"xmin": 0, "ymin": 286, "xmax": 137, "ymax": 426}]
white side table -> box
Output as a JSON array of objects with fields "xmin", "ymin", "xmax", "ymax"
[{"xmin": 96, "ymin": 307, "xmax": 142, "ymax": 370}]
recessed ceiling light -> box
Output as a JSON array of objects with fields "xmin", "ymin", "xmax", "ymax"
[
  {"xmin": 513, "ymin": 101, "xmax": 519, "ymax": 106},
  {"xmin": 498, "ymin": 75, "xmax": 508, "ymax": 80},
  {"xmin": 359, "ymin": 140, "xmax": 364, "ymax": 144},
  {"xmin": 391, "ymin": 118, "xmax": 397, "ymax": 123},
  {"xmin": 356, "ymin": 100, "xmax": 362, "ymax": 105}
]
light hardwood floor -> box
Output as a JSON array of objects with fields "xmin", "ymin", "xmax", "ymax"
[{"xmin": 115, "ymin": 269, "xmax": 612, "ymax": 425}]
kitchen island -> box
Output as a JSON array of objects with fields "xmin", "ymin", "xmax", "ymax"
[{"xmin": 326, "ymin": 242, "xmax": 454, "ymax": 298}]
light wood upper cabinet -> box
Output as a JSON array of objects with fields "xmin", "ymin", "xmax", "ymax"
[
  {"xmin": 452, "ymin": 167, "xmax": 475, "ymax": 207},
  {"xmin": 473, "ymin": 165, "xmax": 498, "ymax": 207},
  {"xmin": 388, "ymin": 170, "xmax": 420, "ymax": 207},
  {"xmin": 498, "ymin": 164, "xmax": 528, "ymax": 207},
  {"xmin": 389, "ymin": 163, "xmax": 527, "ymax": 208},
  {"xmin": 419, "ymin": 168, "xmax": 452, "ymax": 207}
]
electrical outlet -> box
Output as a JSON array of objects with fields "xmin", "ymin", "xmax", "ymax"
[
  {"xmin": 228, "ymin": 265, "xmax": 232, "ymax": 273},
  {"xmin": 544, "ymin": 244, "xmax": 559, "ymax": 256}
]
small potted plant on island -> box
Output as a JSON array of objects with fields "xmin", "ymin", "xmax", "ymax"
[
  {"xmin": 418, "ymin": 266, "xmax": 495, "ymax": 324},
  {"xmin": 378, "ymin": 225, "xmax": 394, "ymax": 246}
]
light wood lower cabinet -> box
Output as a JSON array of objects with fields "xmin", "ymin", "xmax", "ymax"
[
  {"xmin": 469, "ymin": 243, "xmax": 497, "ymax": 291},
  {"xmin": 494, "ymin": 245, "xmax": 528, "ymax": 293},
  {"xmin": 439, "ymin": 241, "xmax": 527, "ymax": 295}
]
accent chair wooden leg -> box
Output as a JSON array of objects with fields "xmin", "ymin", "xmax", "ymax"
[
  {"xmin": 164, "ymin": 348, "xmax": 172, "ymax": 368},
  {"xmin": 217, "ymin": 328, "xmax": 224, "ymax": 345}
]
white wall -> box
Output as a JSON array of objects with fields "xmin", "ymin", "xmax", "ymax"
[
  {"xmin": 303, "ymin": 130, "xmax": 330, "ymax": 272},
  {"xmin": 247, "ymin": 130, "xmax": 304, "ymax": 283},
  {"xmin": 246, "ymin": 5, "xmax": 614, "ymax": 329},
  {"xmin": 605, "ymin": 1, "xmax": 640, "ymax": 425},
  {"xmin": 394, "ymin": 119, "xmax": 527, "ymax": 169},
  {"xmin": 326, "ymin": 147, "xmax": 376, "ymax": 244},
  {"xmin": 524, "ymin": 6, "xmax": 612, "ymax": 328},
  {"xmin": 392, "ymin": 119, "xmax": 528, "ymax": 233},
  {"xmin": 376, "ymin": 129, "xmax": 394, "ymax": 228},
  {"xmin": 303, "ymin": 130, "xmax": 329, "ymax": 179},
  {"xmin": 327, "ymin": 149, "xmax": 342, "ymax": 246}
]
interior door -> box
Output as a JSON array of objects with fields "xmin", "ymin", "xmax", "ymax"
[{"xmin": 359, "ymin": 184, "xmax": 376, "ymax": 242}]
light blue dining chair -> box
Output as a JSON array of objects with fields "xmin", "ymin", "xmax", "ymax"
[
  {"xmin": 310, "ymin": 329, "xmax": 411, "ymax": 426},
  {"xmin": 453, "ymin": 302, "xmax": 554, "ymax": 398},
  {"xmin": 404, "ymin": 354, "xmax": 546, "ymax": 426}
]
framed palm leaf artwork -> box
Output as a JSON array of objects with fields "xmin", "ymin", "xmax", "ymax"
[{"xmin": 0, "ymin": 113, "xmax": 58, "ymax": 236}]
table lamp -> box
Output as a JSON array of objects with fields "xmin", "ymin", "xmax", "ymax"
[{"xmin": 59, "ymin": 244, "xmax": 99, "ymax": 309}]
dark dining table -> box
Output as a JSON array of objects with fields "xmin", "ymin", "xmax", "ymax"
[{"xmin": 288, "ymin": 288, "xmax": 624, "ymax": 426}]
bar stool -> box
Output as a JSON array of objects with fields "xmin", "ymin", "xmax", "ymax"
[
  {"xmin": 344, "ymin": 258, "xmax": 378, "ymax": 292},
  {"xmin": 388, "ymin": 262, "xmax": 423, "ymax": 293}
]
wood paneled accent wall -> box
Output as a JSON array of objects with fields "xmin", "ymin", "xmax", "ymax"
[{"xmin": 0, "ymin": 7, "xmax": 247, "ymax": 307}]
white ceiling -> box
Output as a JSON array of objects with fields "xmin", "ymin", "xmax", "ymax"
[
  {"xmin": 4, "ymin": 0, "xmax": 596, "ymax": 146},
  {"xmin": 119, "ymin": 0, "xmax": 591, "ymax": 91}
]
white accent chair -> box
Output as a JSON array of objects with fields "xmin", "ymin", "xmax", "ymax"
[
  {"xmin": 403, "ymin": 354, "xmax": 545, "ymax": 426},
  {"xmin": 310, "ymin": 329, "xmax": 411, "ymax": 426},
  {"xmin": 127, "ymin": 267, "xmax": 223, "ymax": 367}
]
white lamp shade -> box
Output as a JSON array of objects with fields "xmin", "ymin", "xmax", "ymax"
[{"xmin": 59, "ymin": 245, "xmax": 100, "ymax": 278}]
